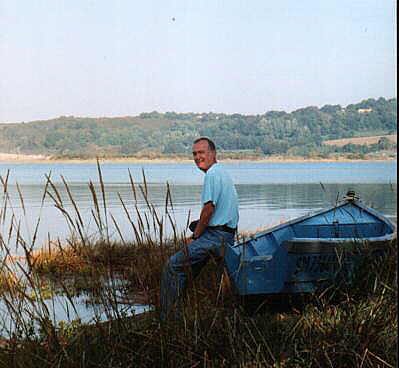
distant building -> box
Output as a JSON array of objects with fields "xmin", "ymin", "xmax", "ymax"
[{"xmin": 357, "ymin": 108, "xmax": 373, "ymax": 114}]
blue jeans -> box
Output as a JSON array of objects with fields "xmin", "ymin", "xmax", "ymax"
[{"xmin": 160, "ymin": 228, "xmax": 235, "ymax": 320}]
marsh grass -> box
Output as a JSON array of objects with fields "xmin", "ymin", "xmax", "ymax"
[{"xmin": 0, "ymin": 163, "xmax": 397, "ymax": 367}]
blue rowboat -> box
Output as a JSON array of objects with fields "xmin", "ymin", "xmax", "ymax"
[{"xmin": 224, "ymin": 191, "xmax": 397, "ymax": 295}]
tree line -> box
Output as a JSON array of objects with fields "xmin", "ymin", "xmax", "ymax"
[{"xmin": 0, "ymin": 97, "xmax": 396, "ymax": 159}]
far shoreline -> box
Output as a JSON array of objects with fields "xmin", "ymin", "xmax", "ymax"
[{"xmin": 0, "ymin": 153, "xmax": 396, "ymax": 165}]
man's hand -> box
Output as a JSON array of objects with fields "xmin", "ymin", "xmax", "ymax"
[{"xmin": 185, "ymin": 236, "xmax": 193, "ymax": 245}]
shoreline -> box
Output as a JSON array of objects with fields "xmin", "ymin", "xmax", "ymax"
[{"xmin": 0, "ymin": 152, "xmax": 396, "ymax": 164}]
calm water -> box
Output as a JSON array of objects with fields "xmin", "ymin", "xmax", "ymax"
[
  {"xmin": 0, "ymin": 162, "xmax": 397, "ymax": 255},
  {"xmin": 0, "ymin": 161, "xmax": 397, "ymax": 331},
  {"xmin": 1, "ymin": 161, "xmax": 397, "ymax": 185}
]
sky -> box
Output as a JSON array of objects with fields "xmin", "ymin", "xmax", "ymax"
[{"xmin": 0, "ymin": 0, "xmax": 396, "ymax": 123}]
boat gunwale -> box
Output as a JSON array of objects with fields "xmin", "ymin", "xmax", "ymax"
[{"xmin": 232, "ymin": 199, "xmax": 397, "ymax": 248}]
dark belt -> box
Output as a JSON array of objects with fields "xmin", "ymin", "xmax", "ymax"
[{"xmin": 207, "ymin": 225, "xmax": 236, "ymax": 234}]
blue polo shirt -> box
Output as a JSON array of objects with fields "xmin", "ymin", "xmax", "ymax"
[{"xmin": 200, "ymin": 163, "xmax": 239, "ymax": 229}]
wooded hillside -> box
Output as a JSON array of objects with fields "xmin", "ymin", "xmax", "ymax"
[{"xmin": 0, "ymin": 97, "xmax": 396, "ymax": 159}]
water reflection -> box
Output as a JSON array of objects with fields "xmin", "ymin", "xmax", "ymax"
[{"xmin": 0, "ymin": 182, "xmax": 396, "ymax": 257}]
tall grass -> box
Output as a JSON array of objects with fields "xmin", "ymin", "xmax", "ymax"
[{"xmin": 0, "ymin": 163, "xmax": 397, "ymax": 367}]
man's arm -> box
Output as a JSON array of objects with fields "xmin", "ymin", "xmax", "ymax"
[{"xmin": 192, "ymin": 201, "xmax": 214, "ymax": 240}]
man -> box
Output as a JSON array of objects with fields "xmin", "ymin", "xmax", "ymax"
[{"xmin": 160, "ymin": 137, "xmax": 239, "ymax": 320}]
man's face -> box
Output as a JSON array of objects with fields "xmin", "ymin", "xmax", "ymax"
[{"xmin": 192, "ymin": 140, "xmax": 216, "ymax": 172}]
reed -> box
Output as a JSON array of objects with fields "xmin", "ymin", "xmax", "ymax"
[{"xmin": 0, "ymin": 165, "xmax": 396, "ymax": 367}]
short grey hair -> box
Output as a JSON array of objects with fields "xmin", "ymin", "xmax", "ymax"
[{"xmin": 193, "ymin": 137, "xmax": 216, "ymax": 151}]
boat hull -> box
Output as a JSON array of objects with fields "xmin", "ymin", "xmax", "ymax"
[{"xmin": 225, "ymin": 199, "xmax": 396, "ymax": 296}]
